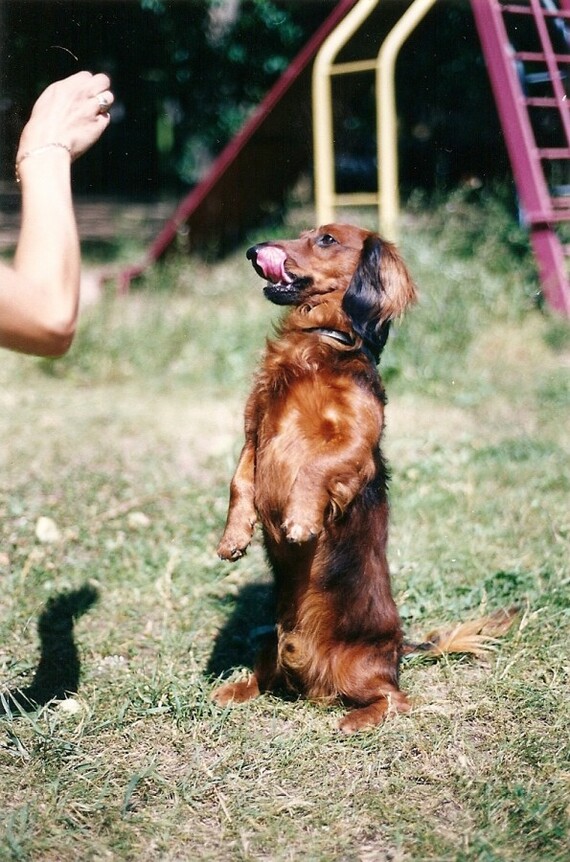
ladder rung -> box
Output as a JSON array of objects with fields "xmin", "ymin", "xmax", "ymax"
[
  {"xmin": 526, "ymin": 209, "xmax": 570, "ymax": 223},
  {"xmin": 526, "ymin": 97, "xmax": 565, "ymax": 107},
  {"xmin": 330, "ymin": 59, "xmax": 376, "ymax": 76},
  {"xmin": 552, "ymin": 190, "xmax": 570, "ymax": 204},
  {"xmin": 501, "ymin": 3, "xmax": 570, "ymax": 19},
  {"xmin": 514, "ymin": 51, "xmax": 570, "ymax": 64},
  {"xmin": 330, "ymin": 192, "xmax": 379, "ymax": 207},
  {"xmin": 539, "ymin": 147, "xmax": 570, "ymax": 159}
]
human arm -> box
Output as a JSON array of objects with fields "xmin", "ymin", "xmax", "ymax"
[{"xmin": 0, "ymin": 71, "xmax": 113, "ymax": 357}]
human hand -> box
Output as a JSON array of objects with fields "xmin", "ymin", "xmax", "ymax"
[{"xmin": 16, "ymin": 71, "xmax": 114, "ymax": 163}]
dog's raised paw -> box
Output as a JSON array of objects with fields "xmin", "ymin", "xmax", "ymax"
[
  {"xmin": 282, "ymin": 518, "xmax": 320, "ymax": 544},
  {"xmin": 217, "ymin": 537, "xmax": 248, "ymax": 561}
]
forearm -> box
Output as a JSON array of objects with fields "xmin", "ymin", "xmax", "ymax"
[
  {"xmin": 5, "ymin": 148, "xmax": 80, "ymax": 356},
  {"xmin": 0, "ymin": 70, "xmax": 113, "ymax": 358}
]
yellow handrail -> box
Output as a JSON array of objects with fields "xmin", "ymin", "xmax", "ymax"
[
  {"xmin": 312, "ymin": 0, "xmax": 438, "ymax": 239},
  {"xmin": 377, "ymin": 0, "xmax": 438, "ymax": 239},
  {"xmin": 312, "ymin": 0, "xmax": 381, "ymax": 225}
]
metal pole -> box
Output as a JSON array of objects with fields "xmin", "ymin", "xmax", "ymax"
[
  {"xmin": 377, "ymin": 0, "xmax": 438, "ymax": 240},
  {"xmin": 312, "ymin": 0, "xmax": 380, "ymax": 224}
]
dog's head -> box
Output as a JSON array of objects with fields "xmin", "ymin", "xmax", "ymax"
[{"xmin": 247, "ymin": 224, "xmax": 416, "ymax": 359}]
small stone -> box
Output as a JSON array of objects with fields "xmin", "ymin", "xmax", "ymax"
[
  {"xmin": 127, "ymin": 511, "xmax": 151, "ymax": 530},
  {"xmin": 35, "ymin": 516, "xmax": 62, "ymax": 544},
  {"xmin": 57, "ymin": 698, "xmax": 82, "ymax": 716}
]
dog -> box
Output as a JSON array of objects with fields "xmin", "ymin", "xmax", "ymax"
[{"xmin": 212, "ymin": 223, "xmax": 513, "ymax": 733}]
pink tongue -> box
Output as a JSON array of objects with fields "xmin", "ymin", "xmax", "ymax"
[{"xmin": 255, "ymin": 246, "xmax": 290, "ymax": 283}]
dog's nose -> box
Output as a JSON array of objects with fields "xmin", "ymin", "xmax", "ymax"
[{"xmin": 246, "ymin": 244, "xmax": 263, "ymax": 263}]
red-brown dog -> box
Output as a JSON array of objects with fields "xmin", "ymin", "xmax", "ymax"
[
  {"xmin": 213, "ymin": 223, "xmax": 417, "ymax": 733},
  {"xmin": 212, "ymin": 223, "xmax": 519, "ymax": 730}
]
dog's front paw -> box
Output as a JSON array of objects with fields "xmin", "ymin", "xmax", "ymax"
[
  {"xmin": 282, "ymin": 517, "xmax": 321, "ymax": 544},
  {"xmin": 217, "ymin": 530, "xmax": 251, "ymax": 561}
]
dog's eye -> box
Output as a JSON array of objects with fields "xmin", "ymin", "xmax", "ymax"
[{"xmin": 316, "ymin": 233, "xmax": 338, "ymax": 248}]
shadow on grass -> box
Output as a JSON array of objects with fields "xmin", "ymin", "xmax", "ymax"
[
  {"xmin": 0, "ymin": 584, "xmax": 99, "ymax": 717},
  {"xmin": 206, "ymin": 581, "xmax": 275, "ymax": 680}
]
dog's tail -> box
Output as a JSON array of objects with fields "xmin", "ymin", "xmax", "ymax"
[{"xmin": 402, "ymin": 606, "xmax": 519, "ymax": 660}]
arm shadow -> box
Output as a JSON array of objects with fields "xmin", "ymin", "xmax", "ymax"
[{"xmin": 0, "ymin": 583, "xmax": 99, "ymax": 716}]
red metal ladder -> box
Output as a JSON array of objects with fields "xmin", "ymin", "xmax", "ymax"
[{"xmin": 471, "ymin": 0, "xmax": 570, "ymax": 315}]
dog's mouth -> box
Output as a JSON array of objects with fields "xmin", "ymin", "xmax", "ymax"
[
  {"xmin": 249, "ymin": 246, "xmax": 290, "ymax": 284},
  {"xmin": 247, "ymin": 244, "xmax": 312, "ymax": 305}
]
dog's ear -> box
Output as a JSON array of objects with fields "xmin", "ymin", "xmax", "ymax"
[{"xmin": 342, "ymin": 236, "xmax": 416, "ymax": 359}]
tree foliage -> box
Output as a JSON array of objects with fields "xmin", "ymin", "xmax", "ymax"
[
  {"xmin": 1, "ymin": 1, "xmax": 507, "ymax": 195},
  {"xmin": 142, "ymin": 0, "xmax": 325, "ymax": 185}
]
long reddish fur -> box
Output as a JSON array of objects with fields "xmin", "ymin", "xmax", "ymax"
[{"xmin": 212, "ymin": 223, "xmax": 513, "ymax": 733}]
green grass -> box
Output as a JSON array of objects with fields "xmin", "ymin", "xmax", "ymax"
[{"xmin": 1, "ymin": 193, "xmax": 569, "ymax": 861}]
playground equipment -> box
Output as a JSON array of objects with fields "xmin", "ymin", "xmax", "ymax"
[
  {"xmin": 121, "ymin": 0, "xmax": 570, "ymax": 316},
  {"xmin": 312, "ymin": 0, "xmax": 438, "ymax": 239},
  {"xmin": 471, "ymin": 0, "xmax": 570, "ymax": 315},
  {"xmin": 313, "ymin": 0, "xmax": 570, "ymax": 315}
]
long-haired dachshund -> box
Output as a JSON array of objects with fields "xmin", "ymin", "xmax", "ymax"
[{"xmin": 213, "ymin": 223, "xmax": 514, "ymax": 733}]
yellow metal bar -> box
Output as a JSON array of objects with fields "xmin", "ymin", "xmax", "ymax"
[
  {"xmin": 331, "ymin": 193, "xmax": 380, "ymax": 206},
  {"xmin": 377, "ymin": 0, "xmax": 438, "ymax": 240},
  {"xmin": 312, "ymin": 0, "xmax": 381, "ymax": 225},
  {"xmin": 312, "ymin": 0, "xmax": 438, "ymax": 235},
  {"xmin": 329, "ymin": 59, "xmax": 377, "ymax": 76}
]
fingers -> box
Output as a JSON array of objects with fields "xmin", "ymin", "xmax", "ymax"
[
  {"xmin": 60, "ymin": 71, "xmax": 114, "ymax": 116},
  {"xmin": 67, "ymin": 70, "xmax": 110, "ymax": 93},
  {"xmin": 84, "ymin": 74, "xmax": 114, "ymax": 127},
  {"xmin": 22, "ymin": 71, "xmax": 115, "ymax": 160},
  {"xmin": 61, "ymin": 73, "xmax": 115, "ymax": 153},
  {"xmin": 88, "ymin": 72, "xmax": 111, "ymax": 94}
]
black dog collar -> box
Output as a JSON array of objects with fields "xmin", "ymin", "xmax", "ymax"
[{"xmin": 305, "ymin": 326, "xmax": 380, "ymax": 365}]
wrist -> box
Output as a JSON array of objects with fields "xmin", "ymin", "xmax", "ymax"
[{"xmin": 15, "ymin": 142, "xmax": 72, "ymax": 184}]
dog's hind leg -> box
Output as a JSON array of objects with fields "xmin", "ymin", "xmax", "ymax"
[
  {"xmin": 211, "ymin": 673, "xmax": 262, "ymax": 706},
  {"xmin": 338, "ymin": 687, "xmax": 411, "ymax": 734},
  {"xmin": 211, "ymin": 635, "xmax": 280, "ymax": 707}
]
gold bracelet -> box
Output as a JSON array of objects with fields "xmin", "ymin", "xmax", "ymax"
[{"xmin": 15, "ymin": 142, "xmax": 72, "ymax": 183}]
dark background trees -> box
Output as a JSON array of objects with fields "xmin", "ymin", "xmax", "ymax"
[{"xmin": 0, "ymin": 0, "xmax": 509, "ymax": 199}]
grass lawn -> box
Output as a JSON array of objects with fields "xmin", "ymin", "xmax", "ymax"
[{"xmin": 1, "ymin": 193, "xmax": 569, "ymax": 861}]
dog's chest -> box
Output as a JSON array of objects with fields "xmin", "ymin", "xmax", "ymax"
[
  {"xmin": 255, "ymin": 372, "xmax": 345, "ymax": 466},
  {"xmin": 256, "ymin": 355, "xmax": 381, "ymax": 453}
]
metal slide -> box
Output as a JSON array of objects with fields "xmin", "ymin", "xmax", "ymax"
[
  {"xmin": 119, "ymin": 0, "xmax": 358, "ymax": 291},
  {"xmin": 312, "ymin": 0, "xmax": 437, "ymax": 239}
]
